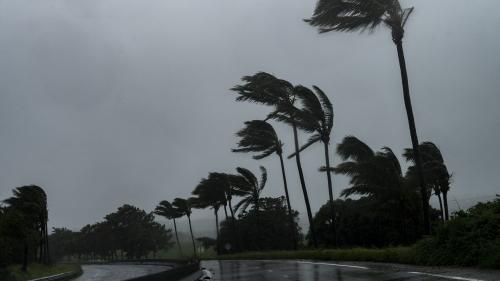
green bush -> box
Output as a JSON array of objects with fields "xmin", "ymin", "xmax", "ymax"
[{"xmin": 414, "ymin": 197, "xmax": 500, "ymax": 268}]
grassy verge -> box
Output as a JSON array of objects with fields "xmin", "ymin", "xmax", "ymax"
[
  {"xmin": 7, "ymin": 263, "xmax": 80, "ymax": 281},
  {"xmin": 213, "ymin": 247, "xmax": 416, "ymax": 264}
]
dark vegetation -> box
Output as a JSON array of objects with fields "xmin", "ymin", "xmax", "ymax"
[
  {"xmin": 0, "ymin": 185, "xmax": 50, "ymax": 279},
  {"xmin": 1, "ymin": 0, "xmax": 498, "ymax": 276},
  {"xmin": 49, "ymin": 204, "xmax": 172, "ymax": 261}
]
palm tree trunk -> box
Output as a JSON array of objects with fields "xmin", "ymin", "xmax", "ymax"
[
  {"xmin": 172, "ymin": 218, "xmax": 183, "ymax": 256},
  {"xmin": 323, "ymin": 141, "xmax": 337, "ymax": 247},
  {"xmin": 278, "ymin": 153, "xmax": 298, "ymax": 250},
  {"xmin": 292, "ymin": 122, "xmax": 318, "ymax": 248},
  {"xmin": 45, "ymin": 221, "xmax": 50, "ymax": 264},
  {"xmin": 228, "ymin": 199, "xmax": 241, "ymax": 252},
  {"xmin": 442, "ymin": 190, "xmax": 450, "ymax": 221},
  {"xmin": 223, "ymin": 205, "xmax": 229, "ymax": 221},
  {"xmin": 436, "ymin": 192, "xmax": 444, "ymax": 223},
  {"xmin": 214, "ymin": 208, "xmax": 220, "ymax": 254},
  {"xmin": 395, "ymin": 40, "xmax": 430, "ymax": 235},
  {"xmin": 187, "ymin": 215, "xmax": 196, "ymax": 257}
]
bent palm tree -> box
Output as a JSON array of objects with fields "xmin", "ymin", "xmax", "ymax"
[
  {"xmin": 232, "ymin": 72, "xmax": 318, "ymax": 247},
  {"xmin": 172, "ymin": 198, "xmax": 197, "ymax": 257},
  {"xmin": 154, "ymin": 200, "xmax": 183, "ymax": 256},
  {"xmin": 232, "ymin": 166, "xmax": 267, "ymax": 249},
  {"xmin": 288, "ymin": 85, "xmax": 336, "ymax": 245},
  {"xmin": 192, "ymin": 177, "xmax": 226, "ymax": 254},
  {"xmin": 232, "ymin": 120, "xmax": 297, "ymax": 250},
  {"xmin": 306, "ymin": 0, "xmax": 430, "ymax": 234},
  {"xmin": 403, "ymin": 142, "xmax": 451, "ymax": 221}
]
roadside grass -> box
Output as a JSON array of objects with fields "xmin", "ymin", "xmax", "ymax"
[
  {"xmin": 154, "ymin": 241, "xmax": 216, "ymax": 260},
  {"xmin": 7, "ymin": 263, "xmax": 80, "ymax": 281},
  {"xmin": 211, "ymin": 247, "xmax": 415, "ymax": 264}
]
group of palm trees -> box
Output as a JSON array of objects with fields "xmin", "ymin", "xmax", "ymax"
[
  {"xmin": 154, "ymin": 167, "xmax": 270, "ymax": 255},
  {"xmin": 155, "ymin": 0, "xmax": 448, "ymax": 253}
]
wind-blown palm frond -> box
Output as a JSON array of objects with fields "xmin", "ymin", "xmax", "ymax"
[
  {"xmin": 288, "ymin": 133, "xmax": 322, "ymax": 159},
  {"xmin": 232, "ymin": 166, "xmax": 267, "ymax": 214},
  {"xmin": 232, "ymin": 120, "xmax": 283, "ymax": 159},
  {"xmin": 154, "ymin": 200, "xmax": 183, "ymax": 219},
  {"xmin": 306, "ymin": 0, "xmax": 413, "ymax": 38},
  {"xmin": 336, "ymin": 136, "xmax": 374, "ymax": 161}
]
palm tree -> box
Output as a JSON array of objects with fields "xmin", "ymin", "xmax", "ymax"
[
  {"xmin": 326, "ymin": 136, "xmax": 421, "ymax": 241},
  {"xmin": 232, "ymin": 72, "xmax": 318, "ymax": 247},
  {"xmin": 403, "ymin": 142, "xmax": 451, "ymax": 221},
  {"xmin": 154, "ymin": 200, "xmax": 183, "ymax": 256},
  {"xmin": 172, "ymin": 198, "xmax": 197, "ymax": 257},
  {"xmin": 232, "ymin": 166, "xmax": 267, "ymax": 249},
  {"xmin": 232, "ymin": 120, "xmax": 297, "ymax": 250},
  {"xmin": 306, "ymin": 0, "xmax": 430, "ymax": 234},
  {"xmin": 287, "ymin": 85, "xmax": 336, "ymax": 245},
  {"xmin": 192, "ymin": 176, "xmax": 226, "ymax": 253}
]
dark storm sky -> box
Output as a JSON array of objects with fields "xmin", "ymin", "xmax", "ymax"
[{"xmin": 0, "ymin": 0, "xmax": 499, "ymax": 231}]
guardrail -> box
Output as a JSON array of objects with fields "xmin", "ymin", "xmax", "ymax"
[{"xmin": 27, "ymin": 265, "xmax": 82, "ymax": 281}]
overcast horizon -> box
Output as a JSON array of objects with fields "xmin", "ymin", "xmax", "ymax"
[{"xmin": 0, "ymin": 0, "xmax": 499, "ymax": 232}]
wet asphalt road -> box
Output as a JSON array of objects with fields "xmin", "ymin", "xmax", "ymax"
[
  {"xmin": 73, "ymin": 264, "xmax": 171, "ymax": 281},
  {"xmin": 201, "ymin": 260, "xmax": 499, "ymax": 281}
]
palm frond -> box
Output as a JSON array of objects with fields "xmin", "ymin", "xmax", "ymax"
[
  {"xmin": 287, "ymin": 133, "xmax": 322, "ymax": 159},
  {"xmin": 259, "ymin": 166, "xmax": 267, "ymax": 191},
  {"xmin": 337, "ymin": 135, "xmax": 374, "ymax": 161}
]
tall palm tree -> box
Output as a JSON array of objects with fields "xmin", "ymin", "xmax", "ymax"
[
  {"xmin": 232, "ymin": 72, "xmax": 318, "ymax": 247},
  {"xmin": 403, "ymin": 142, "xmax": 451, "ymax": 221},
  {"xmin": 172, "ymin": 198, "xmax": 197, "ymax": 257},
  {"xmin": 192, "ymin": 176, "xmax": 226, "ymax": 253},
  {"xmin": 232, "ymin": 120, "xmax": 297, "ymax": 250},
  {"xmin": 232, "ymin": 166, "xmax": 267, "ymax": 249},
  {"xmin": 306, "ymin": 0, "xmax": 430, "ymax": 234},
  {"xmin": 154, "ymin": 200, "xmax": 183, "ymax": 256},
  {"xmin": 287, "ymin": 85, "xmax": 336, "ymax": 245}
]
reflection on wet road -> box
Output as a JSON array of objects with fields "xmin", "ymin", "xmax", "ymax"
[
  {"xmin": 200, "ymin": 260, "xmax": 482, "ymax": 281},
  {"xmin": 73, "ymin": 264, "xmax": 171, "ymax": 281}
]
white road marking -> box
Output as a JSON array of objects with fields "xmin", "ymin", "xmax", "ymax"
[
  {"xmin": 296, "ymin": 261, "xmax": 369, "ymax": 270},
  {"xmin": 407, "ymin": 271, "xmax": 486, "ymax": 281}
]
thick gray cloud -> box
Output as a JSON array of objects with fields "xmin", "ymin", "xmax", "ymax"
[{"xmin": 0, "ymin": 0, "xmax": 499, "ymax": 232}]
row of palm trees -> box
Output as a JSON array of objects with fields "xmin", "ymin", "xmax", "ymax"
[
  {"xmin": 156, "ymin": 0, "xmax": 441, "ymax": 252},
  {"xmin": 154, "ymin": 166, "xmax": 269, "ymax": 255}
]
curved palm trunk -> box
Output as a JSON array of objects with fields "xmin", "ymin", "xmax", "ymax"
[
  {"xmin": 395, "ymin": 40, "xmax": 430, "ymax": 235},
  {"xmin": 172, "ymin": 218, "xmax": 183, "ymax": 256},
  {"xmin": 223, "ymin": 205, "xmax": 229, "ymax": 221},
  {"xmin": 214, "ymin": 208, "xmax": 220, "ymax": 254},
  {"xmin": 228, "ymin": 199, "xmax": 241, "ymax": 252},
  {"xmin": 278, "ymin": 153, "xmax": 298, "ymax": 250},
  {"xmin": 323, "ymin": 141, "xmax": 337, "ymax": 247},
  {"xmin": 187, "ymin": 215, "xmax": 196, "ymax": 257},
  {"xmin": 436, "ymin": 192, "xmax": 444, "ymax": 223},
  {"xmin": 442, "ymin": 190, "xmax": 450, "ymax": 221},
  {"xmin": 292, "ymin": 122, "xmax": 318, "ymax": 248}
]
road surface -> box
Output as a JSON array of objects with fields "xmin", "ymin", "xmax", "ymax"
[
  {"xmin": 201, "ymin": 260, "xmax": 500, "ymax": 281},
  {"xmin": 73, "ymin": 264, "xmax": 172, "ymax": 281}
]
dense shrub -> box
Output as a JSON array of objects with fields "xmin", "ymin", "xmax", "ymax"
[{"xmin": 414, "ymin": 197, "xmax": 500, "ymax": 268}]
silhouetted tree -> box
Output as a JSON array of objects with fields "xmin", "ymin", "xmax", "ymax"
[
  {"xmin": 287, "ymin": 85, "xmax": 337, "ymax": 245},
  {"xmin": 172, "ymin": 198, "xmax": 197, "ymax": 257},
  {"xmin": 307, "ymin": 0, "xmax": 430, "ymax": 234},
  {"xmin": 404, "ymin": 142, "xmax": 452, "ymax": 221},
  {"xmin": 232, "ymin": 72, "xmax": 318, "ymax": 247},
  {"xmin": 154, "ymin": 200, "xmax": 183, "ymax": 255},
  {"xmin": 232, "ymin": 166, "xmax": 267, "ymax": 249},
  {"xmin": 233, "ymin": 120, "xmax": 297, "ymax": 249},
  {"xmin": 192, "ymin": 176, "xmax": 226, "ymax": 254}
]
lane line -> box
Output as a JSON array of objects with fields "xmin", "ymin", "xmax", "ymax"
[
  {"xmin": 296, "ymin": 261, "xmax": 369, "ymax": 270},
  {"xmin": 407, "ymin": 271, "xmax": 486, "ymax": 281}
]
